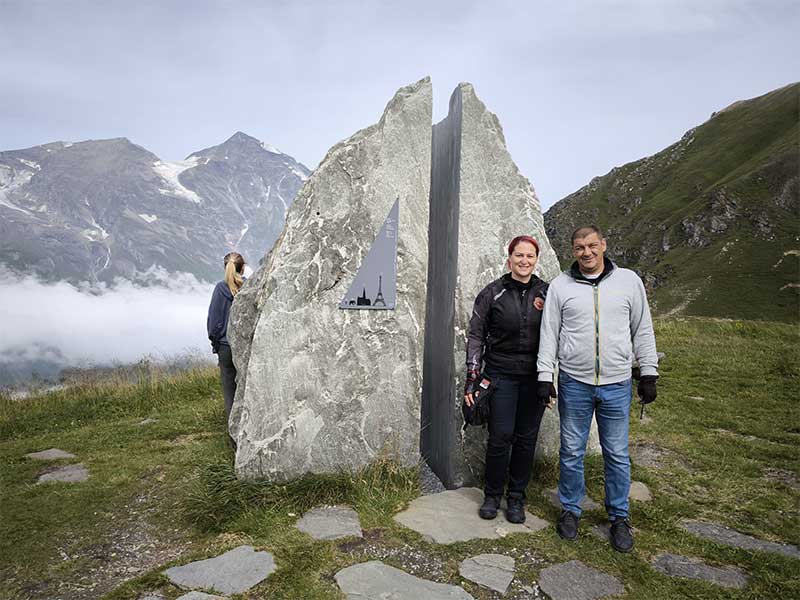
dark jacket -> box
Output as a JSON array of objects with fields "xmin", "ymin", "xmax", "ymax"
[
  {"xmin": 207, "ymin": 281, "xmax": 234, "ymax": 353},
  {"xmin": 466, "ymin": 273, "xmax": 549, "ymax": 376}
]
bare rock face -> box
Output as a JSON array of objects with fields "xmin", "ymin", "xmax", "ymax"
[{"xmin": 229, "ymin": 78, "xmax": 432, "ymax": 480}]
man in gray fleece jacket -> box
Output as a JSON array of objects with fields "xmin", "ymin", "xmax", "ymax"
[{"xmin": 536, "ymin": 225, "xmax": 658, "ymax": 553}]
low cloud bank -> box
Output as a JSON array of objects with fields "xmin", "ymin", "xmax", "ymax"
[{"xmin": 0, "ymin": 268, "xmax": 219, "ymax": 378}]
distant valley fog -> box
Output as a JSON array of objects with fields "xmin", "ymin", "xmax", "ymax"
[{"xmin": 0, "ymin": 268, "xmax": 220, "ymax": 387}]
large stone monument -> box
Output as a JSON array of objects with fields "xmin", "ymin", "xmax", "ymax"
[
  {"xmin": 229, "ymin": 78, "xmax": 597, "ymax": 482},
  {"xmin": 228, "ymin": 78, "xmax": 432, "ymax": 480}
]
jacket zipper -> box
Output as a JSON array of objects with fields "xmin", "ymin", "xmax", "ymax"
[{"xmin": 593, "ymin": 283, "xmax": 600, "ymax": 385}]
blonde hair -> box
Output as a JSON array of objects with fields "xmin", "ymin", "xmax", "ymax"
[{"xmin": 223, "ymin": 252, "xmax": 245, "ymax": 296}]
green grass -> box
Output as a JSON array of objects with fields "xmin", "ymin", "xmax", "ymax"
[{"xmin": 1, "ymin": 318, "xmax": 799, "ymax": 599}]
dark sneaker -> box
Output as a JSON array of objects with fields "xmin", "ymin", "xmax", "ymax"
[
  {"xmin": 506, "ymin": 496, "xmax": 526, "ymax": 524},
  {"xmin": 479, "ymin": 495, "xmax": 501, "ymax": 520},
  {"xmin": 609, "ymin": 518, "xmax": 634, "ymax": 553},
  {"xmin": 556, "ymin": 510, "xmax": 579, "ymax": 540}
]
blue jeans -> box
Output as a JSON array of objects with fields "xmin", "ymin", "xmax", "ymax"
[{"xmin": 557, "ymin": 371, "xmax": 632, "ymax": 519}]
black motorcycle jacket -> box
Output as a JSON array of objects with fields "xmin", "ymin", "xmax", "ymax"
[{"xmin": 466, "ymin": 273, "xmax": 549, "ymax": 376}]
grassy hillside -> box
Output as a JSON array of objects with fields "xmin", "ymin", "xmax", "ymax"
[
  {"xmin": 1, "ymin": 319, "xmax": 798, "ymax": 599},
  {"xmin": 544, "ymin": 83, "xmax": 799, "ymax": 322}
]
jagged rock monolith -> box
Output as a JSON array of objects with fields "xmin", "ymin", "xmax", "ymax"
[
  {"xmin": 422, "ymin": 83, "xmax": 598, "ymax": 487},
  {"xmin": 228, "ymin": 78, "xmax": 432, "ymax": 479}
]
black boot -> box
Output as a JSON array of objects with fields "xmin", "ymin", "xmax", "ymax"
[
  {"xmin": 609, "ymin": 518, "xmax": 634, "ymax": 553},
  {"xmin": 479, "ymin": 495, "xmax": 501, "ymax": 520},
  {"xmin": 557, "ymin": 510, "xmax": 580, "ymax": 540},
  {"xmin": 506, "ymin": 496, "xmax": 526, "ymax": 524}
]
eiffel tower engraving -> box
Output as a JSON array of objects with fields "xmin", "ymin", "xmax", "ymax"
[{"xmin": 373, "ymin": 274, "xmax": 386, "ymax": 307}]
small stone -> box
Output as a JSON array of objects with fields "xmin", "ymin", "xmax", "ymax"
[
  {"xmin": 176, "ymin": 593, "xmax": 225, "ymax": 600},
  {"xmin": 653, "ymin": 553, "xmax": 748, "ymax": 589},
  {"xmin": 543, "ymin": 488, "xmax": 601, "ymax": 511},
  {"xmin": 336, "ymin": 560, "xmax": 474, "ymax": 599},
  {"xmin": 680, "ymin": 520, "xmax": 800, "ymax": 559},
  {"xmin": 628, "ymin": 481, "xmax": 651, "ymax": 501},
  {"xmin": 538, "ymin": 560, "xmax": 624, "ymax": 600},
  {"xmin": 163, "ymin": 545, "xmax": 276, "ymax": 594},
  {"xmin": 589, "ymin": 524, "xmax": 610, "ymax": 542},
  {"xmin": 137, "ymin": 593, "xmax": 166, "ymax": 600},
  {"xmin": 26, "ymin": 448, "xmax": 76, "ymax": 460},
  {"xmin": 296, "ymin": 505, "xmax": 363, "ymax": 540},
  {"xmin": 459, "ymin": 553, "xmax": 515, "ymax": 595},
  {"xmin": 136, "ymin": 418, "xmax": 158, "ymax": 426},
  {"xmin": 394, "ymin": 488, "xmax": 547, "ymax": 544},
  {"xmin": 37, "ymin": 463, "xmax": 89, "ymax": 483},
  {"xmin": 687, "ymin": 396, "xmax": 705, "ymax": 401}
]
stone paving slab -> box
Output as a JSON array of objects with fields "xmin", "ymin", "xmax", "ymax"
[
  {"xmin": 538, "ymin": 560, "xmax": 624, "ymax": 600},
  {"xmin": 37, "ymin": 463, "xmax": 89, "ymax": 483},
  {"xmin": 653, "ymin": 553, "xmax": 748, "ymax": 589},
  {"xmin": 296, "ymin": 505, "xmax": 362, "ymax": 540},
  {"xmin": 628, "ymin": 481, "xmax": 651, "ymax": 501},
  {"xmin": 459, "ymin": 553, "xmax": 514, "ymax": 594},
  {"xmin": 394, "ymin": 488, "xmax": 548, "ymax": 544},
  {"xmin": 163, "ymin": 545, "xmax": 275, "ymax": 594},
  {"xmin": 543, "ymin": 488, "xmax": 601, "ymax": 511},
  {"xmin": 26, "ymin": 448, "xmax": 76, "ymax": 460},
  {"xmin": 681, "ymin": 520, "xmax": 800, "ymax": 559},
  {"xmin": 175, "ymin": 593, "xmax": 226, "ymax": 600},
  {"xmin": 335, "ymin": 560, "xmax": 474, "ymax": 599}
]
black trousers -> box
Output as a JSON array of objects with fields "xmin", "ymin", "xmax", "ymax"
[
  {"xmin": 217, "ymin": 344, "xmax": 237, "ymax": 422},
  {"xmin": 483, "ymin": 369, "xmax": 546, "ymax": 500}
]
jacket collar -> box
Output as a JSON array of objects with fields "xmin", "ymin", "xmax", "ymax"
[
  {"xmin": 502, "ymin": 272, "xmax": 540, "ymax": 289},
  {"xmin": 569, "ymin": 258, "xmax": 615, "ymax": 284}
]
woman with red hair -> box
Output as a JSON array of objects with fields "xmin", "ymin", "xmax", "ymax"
[{"xmin": 464, "ymin": 235, "xmax": 553, "ymax": 523}]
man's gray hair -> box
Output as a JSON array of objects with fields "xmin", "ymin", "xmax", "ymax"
[{"xmin": 571, "ymin": 225, "xmax": 605, "ymax": 244}]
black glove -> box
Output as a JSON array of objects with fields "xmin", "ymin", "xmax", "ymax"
[
  {"xmin": 537, "ymin": 381, "xmax": 556, "ymax": 405},
  {"xmin": 464, "ymin": 369, "xmax": 480, "ymax": 397},
  {"xmin": 637, "ymin": 375, "xmax": 658, "ymax": 404}
]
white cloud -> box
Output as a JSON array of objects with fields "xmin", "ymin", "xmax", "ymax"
[{"xmin": 0, "ymin": 269, "xmax": 216, "ymax": 367}]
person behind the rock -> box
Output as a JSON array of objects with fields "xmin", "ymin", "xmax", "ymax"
[
  {"xmin": 536, "ymin": 225, "xmax": 658, "ymax": 552},
  {"xmin": 207, "ymin": 251, "xmax": 246, "ymax": 447},
  {"xmin": 465, "ymin": 235, "xmax": 553, "ymax": 524}
]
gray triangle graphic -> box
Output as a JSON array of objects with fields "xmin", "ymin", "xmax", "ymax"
[{"xmin": 340, "ymin": 198, "xmax": 398, "ymax": 310}]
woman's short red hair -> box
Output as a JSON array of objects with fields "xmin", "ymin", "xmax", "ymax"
[{"xmin": 508, "ymin": 235, "xmax": 540, "ymax": 256}]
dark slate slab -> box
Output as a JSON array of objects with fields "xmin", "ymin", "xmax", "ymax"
[
  {"xmin": 538, "ymin": 560, "xmax": 624, "ymax": 600},
  {"xmin": 163, "ymin": 545, "xmax": 275, "ymax": 594},
  {"xmin": 459, "ymin": 553, "xmax": 515, "ymax": 594},
  {"xmin": 681, "ymin": 520, "xmax": 800, "ymax": 559},
  {"xmin": 653, "ymin": 553, "xmax": 748, "ymax": 589}
]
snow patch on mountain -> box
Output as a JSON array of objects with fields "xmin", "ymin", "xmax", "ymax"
[
  {"xmin": 0, "ymin": 165, "xmax": 35, "ymax": 214},
  {"xmin": 139, "ymin": 213, "xmax": 158, "ymax": 223},
  {"xmin": 289, "ymin": 165, "xmax": 309, "ymax": 181},
  {"xmin": 153, "ymin": 158, "xmax": 202, "ymax": 203},
  {"xmin": 260, "ymin": 141, "xmax": 282, "ymax": 154},
  {"xmin": 19, "ymin": 159, "xmax": 40, "ymax": 171}
]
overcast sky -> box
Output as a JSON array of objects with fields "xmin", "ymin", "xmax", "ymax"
[{"xmin": 1, "ymin": 0, "xmax": 797, "ymax": 210}]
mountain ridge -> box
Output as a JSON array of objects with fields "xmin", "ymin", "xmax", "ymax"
[
  {"xmin": 0, "ymin": 132, "xmax": 310, "ymax": 284},
  {"xmin": 544, "ymin": 83, "xmax": 799, "ymax": 322}
]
